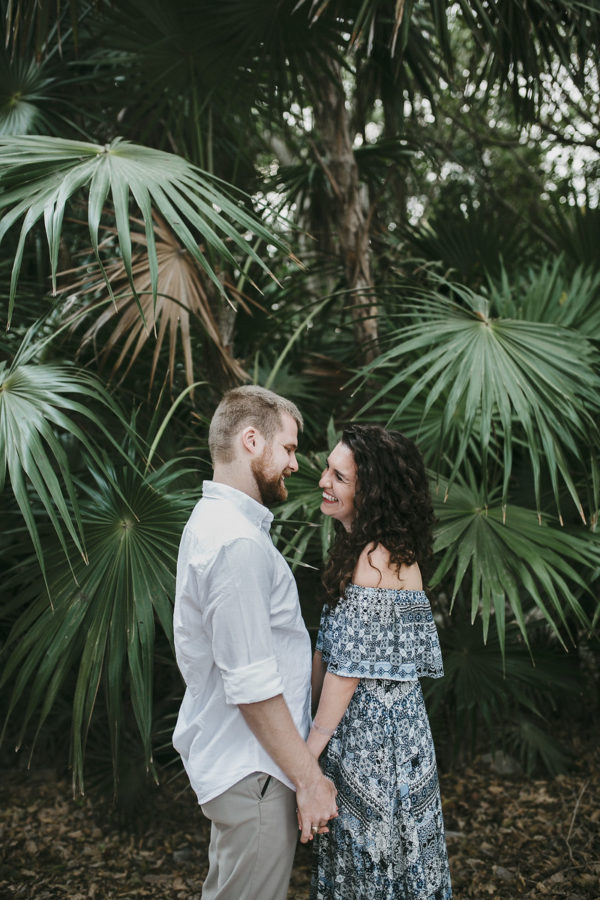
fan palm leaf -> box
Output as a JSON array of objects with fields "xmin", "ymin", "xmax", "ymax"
[
  {"xmin": 0, "ymin": 334, "xmax": 136, "ymax": 581},
  {"xmin": 3, "ymin": 0, "xmax": 85, "ymax": 57},
  {"xmin": 67, "ymin": 214, "xmax": 248, "ymax": 391},
  {"xmin": 0, "ymin": 55, "xmax": 60, "ymax": 136},
  {"xmin": 89, "ymin": 0, "xmax": 346, "ymax": 151},
  {"xmin": 489, "ymin": 258, "xmax": 600, "ymax": 338},
  {"xmin": 299, "ymin": 1, "xmax": 600, "ymax": 100},
  {"xmin": 298, "ymin": 0, "xmax": 451, "ymax": 74},
  {"xmin": 401, "ymin": 203, "xmax": 532, "ymax": 286},
  {"xmin": 541, "ymin": 203, "xmax": 600, "ymax": 275},
  {"xmin": 0, "ymin": 459, "xmax": 194, "ymax": 794},
  {"xmin": 431, "ymin": 477, "xmax": 598, "ymax": 650},
  {"xmin": 0, "ymin": 135, "xmax": 291, "ymax": 327},
  {"xmin": 354, "ymin": 379, "xmax": 486, "ymax": 470},
  {"xmin": 356, "ymin": 277, "xmax": 600, "ymax": 521}
]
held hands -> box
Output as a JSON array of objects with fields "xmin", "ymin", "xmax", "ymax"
[
  {"xmin": 295, "ymin": 809, "xmax": 329, "ymax": 840},
  {"xmin": 295, "ymin": 773, "xmax": 338, "ymax": 844}
]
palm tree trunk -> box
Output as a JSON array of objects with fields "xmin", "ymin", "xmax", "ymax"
[{"xmin": 311, "ymin": 59, "xmax": 379, "ymax": 361}]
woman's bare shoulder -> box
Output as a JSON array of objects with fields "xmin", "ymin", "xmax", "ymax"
[{"xmin": 352, "ymin": 542, "xmax": 423, "ymax": 590}]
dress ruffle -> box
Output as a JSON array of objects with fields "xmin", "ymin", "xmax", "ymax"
[{"xmin": 316, "ymin": 584, "xmax": 443, "ymax": 681}]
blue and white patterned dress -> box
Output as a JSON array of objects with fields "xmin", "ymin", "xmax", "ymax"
[{"xmin": 311, "ymin": 584, "xmax": 452, "ymax": 900}]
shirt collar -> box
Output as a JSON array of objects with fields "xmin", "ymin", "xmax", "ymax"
[{"xmin": 202, "ymin": 480, "xmax": 274, "ymax": 532}]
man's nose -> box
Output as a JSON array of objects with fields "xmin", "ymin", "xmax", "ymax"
[{"xmin": 289, "ymin": 452, "xmax": 299, "ymax": 472}]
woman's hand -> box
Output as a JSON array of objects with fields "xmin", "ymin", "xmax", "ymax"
[{"xmin": 296, "ymin": 801, "xmax": 335, "ymax": 838}]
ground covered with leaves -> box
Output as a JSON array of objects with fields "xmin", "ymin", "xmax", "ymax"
[{"xmin": 1, "ymin": 732, "xmax": 598, "ymax": 899}]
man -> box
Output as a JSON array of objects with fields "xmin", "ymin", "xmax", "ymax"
[{"xmin": 173, "ymin": 385, "xmax": 338, "ymax": 900}]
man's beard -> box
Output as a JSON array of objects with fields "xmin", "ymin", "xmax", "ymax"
[{"xmin": 251, "ymin": 453, "xmax": 288, "ymax": 507}]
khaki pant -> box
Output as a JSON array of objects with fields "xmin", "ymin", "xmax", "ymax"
[{"xmin": 200, "ymin": 772, "xmax": 298, "ymax": 900}]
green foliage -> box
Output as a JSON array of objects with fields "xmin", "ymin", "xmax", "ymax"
[
  {"xmin": 357, "ymin": 272, "xmax": 600, "ymax": 521},
  {"xmin": 0, "ymin": 55, "xmax": 58, "ymax": 136},
  {"xmin": 432, "ymin": 477, "xmax": 598, "ymax": 650},
  {"xmin": 401, "ymin": 202, "xmax": 533, "ymax": 286},
  {"xmin": 544, "ymin": 204, "xmax": 600, "ymax": 273},
  {"xmin": 425, "ymin": 609, "xmax": 581, "ymax": 775},
  {"xmin": 0, "ymin": 459, "xmax": 194, "ymax": 794},
  {"xmin": 1, "ymin": 0, "xmax": 599, "ymax": 792},
  {"xmin": 0, "ymin": 135, "xmax": 289, "ymax": 325},
  {"xmin": 273, "ymin": 450, "xmax": 333, "ymax": 570},
  {"xmin": 0, "ymin": 332, "xmax": 136, "ymax": 583},
  {"xmin": 488, "ymin": 259, "xmax": 600, "ymax": 336}
]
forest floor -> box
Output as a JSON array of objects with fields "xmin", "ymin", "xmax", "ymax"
[{"xmin": 1, "ymin": 730, "xmax": 598, "ymax": 900}]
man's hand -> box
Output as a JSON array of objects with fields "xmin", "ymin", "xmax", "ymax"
[
  {"xmin": 238, "ymin": 693, "xmax": 338, "ymax": 843},
  {"xmin": 295, "ymin": 772, "xmax": 338, "ymax": 844}
]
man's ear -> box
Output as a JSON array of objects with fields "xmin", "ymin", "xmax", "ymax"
[{"xmin": 240, "ymin": 425, "xmax": 260, "ymax": 455}]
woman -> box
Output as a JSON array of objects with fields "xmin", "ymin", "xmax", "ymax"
[{"xmin": 307, "ymin": 424, "xmax": 452, "ymax": 900}]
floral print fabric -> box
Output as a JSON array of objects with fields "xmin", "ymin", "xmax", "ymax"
[
  {"xmin": 311, "ymin": 585, "xmax": 452, "ymax": 900},
  {"xmin": 315, "ymin": 585, "xmax": 444, "ymax": 682}
]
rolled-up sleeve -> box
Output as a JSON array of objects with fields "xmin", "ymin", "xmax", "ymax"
[{"xmin": 204, "ymin": 537, "xmax": 284, "ymax": 705}]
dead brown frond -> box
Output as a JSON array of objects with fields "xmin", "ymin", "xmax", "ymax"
[{"xmin": 62, "ymin": 213, "xmax": 249, "ymax": 394}]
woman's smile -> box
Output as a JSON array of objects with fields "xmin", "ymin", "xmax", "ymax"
[{"xmin": 319, "ymin": 442, "xmax": 357, "ymax": 531}]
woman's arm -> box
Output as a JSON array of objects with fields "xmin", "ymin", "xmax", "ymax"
[
  {"xmin": 307, "ymin": 671, "xmax": 359, "ymax": 758},
  {"xmin": 308, "ymin": 544, "xmax": 417, "ymax": 757},
  {"xmin": 311, "ymin": 650, "xmax": 327, "ymax": 715}
]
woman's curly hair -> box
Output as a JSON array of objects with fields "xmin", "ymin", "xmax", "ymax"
[{"xmin": 321, "ymin": 424, "xmax": 436, "ymax": 605}]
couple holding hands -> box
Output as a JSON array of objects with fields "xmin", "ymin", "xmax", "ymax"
[{"xmin": 173, "ymin": 386, "xmax": 452, "ymax": 900}]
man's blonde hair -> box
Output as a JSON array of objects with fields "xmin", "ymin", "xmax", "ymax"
[{"xmin": 208, "ymin": 385, "xmax": 303, "ymax": 464}]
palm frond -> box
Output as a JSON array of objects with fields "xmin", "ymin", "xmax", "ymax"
[
  {"xmin": 401, "ymin": 202, "xmax": 532, "ymax": 286},
  {"xmin": 0, "ymin": 458, "xmax": 194, "ymax": 794},
  {"xmin": 505, "ymin": 716, "xmax": 571, "ymax": 776},
  {"xmin": 432, "ymin": 478, "xmax": 598, "ymax": 650},
  {"xmin": 489, "ymin": 258, "xmax": 600, "ymax": 338},
  {"xmin": 0, "ymin": 37, "xmax": 94, "ymax": 138},
  {"xmin": 0, "ymin": 135, "xmax": 291, "ymax": 327},
  {"xmin": 98, "ymin": 0, "xmax": 346, "ymax": 136},
  {"xmin": 455, "ymin": 0, "xmax": 600, "ymax": 115},
  {"xmin": 356, "ymin": 277, "xmax": 600, "ymax": 521},
  {"xmin": 299, "ymin": 0, "xmax": 428, "ymax": 59},
  {"xmin": 544, "ymin": 202, "xmax": 600, "ymax": 274},
  {"xmin": 273, "ymin": 450, "xmax": 333, "ymax": 569},
  {"xmin": 0, "ymin": 336, "xmax": 138, "ymax": 582},
  {"xmin": 4, "ymin": 0, "xmax": 84, "ymax": 58},
  {"xmin": 0, "ymin": 55, "xmax": 55, "ymax": 136},
  {"xmin": 66, "ymin": 213, "xmax": 248, "ymax": 391}
]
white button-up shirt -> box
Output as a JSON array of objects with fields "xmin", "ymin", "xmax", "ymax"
[{"xmin": 172, "ymin": 481, "xmax": 312, "ymax": 804}]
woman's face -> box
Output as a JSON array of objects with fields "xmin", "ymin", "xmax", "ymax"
[{"xmin": 319, "ymin": 442, "xmax": 357, "ymax": 532}]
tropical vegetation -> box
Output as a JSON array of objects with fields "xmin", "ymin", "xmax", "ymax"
[{"xmin": 1, "ymin": 0, "xmax": 598, "ymax": 799}]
